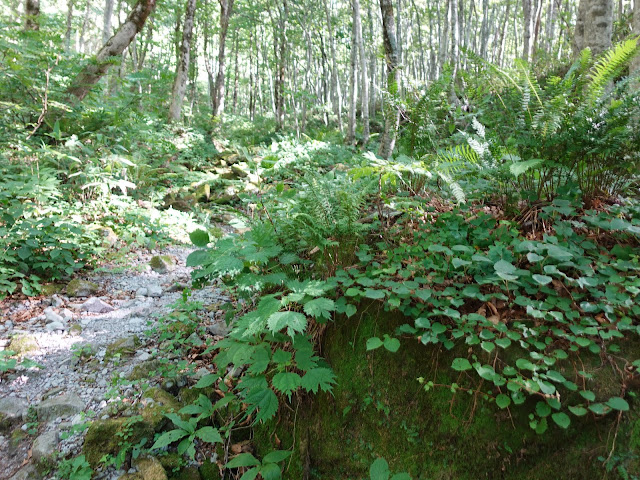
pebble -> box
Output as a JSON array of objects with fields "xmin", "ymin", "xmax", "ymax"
[{"xmin": 46, "ymin": 321, "xmax": 66, "ymax": 332}]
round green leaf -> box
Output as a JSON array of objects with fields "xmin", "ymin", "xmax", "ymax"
[
  {"xmin": 496, "ymin": 394, "xmax": 511, "ymax": 409},
  {"xmin": 451, "ymin": 358, "xmax": 472, "ymax": 371},
  {"xmin": 606, "ymin": 397, "xmax": 629, "ymax": 412},
  {"xmin": 189, "ymin": 229, "xmax": 210, "ymax": 247},
  {"xmin": 551, "ymin": 412, "xmax": 570, "ymax": 429}
]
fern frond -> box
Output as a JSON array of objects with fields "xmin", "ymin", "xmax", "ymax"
[{"xmin": 587, "ymin": 37, "xmax": 640, "ymax": 103}]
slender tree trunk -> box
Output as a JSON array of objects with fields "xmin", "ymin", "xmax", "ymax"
[
  {"xmin": 347, "ymin": 13, "xmax": 357, "ymax": 144},
  {"xmin": 378, "ymin": 0, "xmax": 401, "ymax": 159},
  {"xmin": 232, "ymin": 33, "xmax": 239, "ymax": 114},
  {"xmin": 522, "ymin": 0, "xmax": 532, "ymax": 60},
  {"xmin": 65, "ymin": 0, "xmax": 75, "ymax": 51},
  {"xmin": 631, "ymin": 0, "xmax": 639, "ymax": 81},
  {"xmin": 353, "ymin": 0, "xmax": 369, "ymax": 144},
  {"xmin": 496, "ymin": 0, "xmax": 510, "ymax": 66},
  {"xmin": 479, "ymin": 0, "xmax": 489, "ymax": 58},
  {"xmin": 368, "ymin": 2, "xmax": 377, "ymax": 116},
  {"xmin": 103, "ymin": 0, "xmax": 115, "ymax": 44},
  {"xmin": 168, "ymin": 0, "xmax": 197, "ymax": 122},
  {"xmin": 212, "ymin": 0, "xmax": 235, "ymax": 118},
  {"xmin": 79, "ymin": 0, "xmax": 92, "ymax": 53},
  {"xmin": 25, "ymin": 0, "xmax": 40, "ymax": 31},
  {"xmin": 531, "ymin": 0, "xmax": 543, "ymax": 59},
  {"xmin": 67, "ymin": 0, "xmax": 156, "ymax": 101},
  {"xmin": 573, "ymin": 0, "xmax": 613, "ymax": 57},
  {"xmin": 324, "ymin": 0, "xmax": 343, "ymax": 131}
]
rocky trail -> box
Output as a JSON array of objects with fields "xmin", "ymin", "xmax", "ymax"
[{"xmin": 0, "ymin": 246, "xmax": 228, "ymax": 480}]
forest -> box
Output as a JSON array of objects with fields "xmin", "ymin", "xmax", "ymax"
[{"xmin": 1, "ymin": 0, "xmax": 640, "ymax": 478}]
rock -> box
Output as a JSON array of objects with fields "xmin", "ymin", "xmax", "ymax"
[
  {"xmin": 83, "ymin": 417, "xmax": 154, "ymax": 467},
  {"xmin": 186, "ymin": 332, "xmax": 204, "ymax": 347},
  {"xmin": 134, "ymin": 456, "xmax": 168, "ymax": 480},
  {"xmin": 8, "ymin": 464, "xmax": 40, "ymax": 480},
  {"xmin": 230, "ymin": 163, "xmax": 249, "ymax": 178},
  {"xmin": 69, "ymin": 324, "xmax": 83, "ymax": 336},
  {"xmin": 51, "ymin": 295, "xmax": 64, "ymax": 308},
  {"xmin": 106, "ymin": 336, "xmax": 140, "ymax": 359},
  {"xmin": 36, "ymin": 393, "xmax": 84, "ymax": 422},
  {"xmin": 139, "ymin": 388, "xmax": 182, "ymax": 431},
  {"xmin": 136, "ymin": 287, "xmax": 148, "ymax": 297},
  {"xmin": 0, "ymin": 396, "xmax": 28, "ymax": 431},
  {"xmin": 8, "ymin": 334, "xmax": 38, "ymax": 355},
  {"xmin": 118, "ymin": 474, "xmax": 144, "ymax": 480},
  {"xmin": 166, "ymin": 282, "xmax": 188, "ymax": 293},
  {"xmin": 66, "ymin": 279, "xmax": 99, "ymax": 297},
  {"xmin": 99, "ymin": 227, "xmax": 119, "ymax": 247},
  {"xmin": 81, "ymin": 297, "xmax": 115, "ymax": 314},
  {"xmin": 149, "ymin": 255, "xmax": 176, "ymax": 274},
  {"xmin": 137, "ymin": 351, "xmax": 152, "ymax": 362},
  {"xmin": 128, "ymin": 360, "xmax": 162, "ymax": 381},
  {"xmin": 207, "ymin": 322, "xmax": 230, "ymax": 337},
  {"xmin": 146, "ymin": 285, "xmax": 163, "ymax": 298},
  {"xmin": 32, "ymin": 429, "xmax": 58, "ymax": 463},
  {"xmin": 60, "ymin": 308, "xmax": 74, "ymax": 320},
  {"xmin": 173, "ymin": 466, "xmax": 202, "ymax": 480},
  {"xmin": 46, "ymin": 321, "xmax": 66, "ymax": 332}
]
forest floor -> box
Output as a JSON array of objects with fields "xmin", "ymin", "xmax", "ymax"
[{"xmin": 0, "ymin": 243, "xmax": 230, "ymax": 480}]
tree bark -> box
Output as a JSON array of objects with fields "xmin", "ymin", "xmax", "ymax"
[
  {"xmin": 65, "ymin": 0, "xmax": 74, "ymax": 51},
  {"xmin": 168, "ymin": 0, "xmax": 197, "ymax": 122},
  {"xmin": 632, "ymin": 0, "xmax": 640, "ymax": 80},
  {"xmin": 25, "ymin": 0, "xmax": 40, "ymax": 31},
  {"xmin": 212, "ymin": 0, "xmax": 235, "ymax": 118},
  {"xmin": 67, "ymin": 0, "xmax": 156, "ymax": 101},
  {"xmin": 522, "ymin": 0, "xmax": 532, "ymax": 60},
  {"xmin": 324, "ymin": 0, "xmax": 343, "ymax": 131},
  {"xmin": 347, "ymin": 13, "xmax": 357, "ymax": 145},
  {"xmin": 573, "ymin": 0, "xmax": 613, "ymax": 57},
  {"xmin": 378, "ymin": 0, "xmax": 401, "ymax": 159},
  {"xmin": 103, "ymin": 0, "xmax": 115, "ymax": 44}
]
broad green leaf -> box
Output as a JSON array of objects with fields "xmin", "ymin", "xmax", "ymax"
[
  {"xmin": 239, "ymin": 467, "xmax": 260, "ymax": 480},
  {"xmin": 245, "ymin": 387, "xmax": 279, "ymax": 423},
  {"xmin": 364, "ymin": 289, "xmax": 386, "ymax": 299},
  {"xmin": 532, "ymin": 274, "xmax": 552, "ymax": 285},
  {"xmin": 366, "ymin": 337, "xmax": 384, "ymax": 351},
  {"xmin": 300, "ymin": 367, "xmax": 336, "ymax": 393},
  {"xmin": 606, "ymin": 397, "xmax": 629, "ymax": 411},
  {"xmin": 260, "ymin": 462, "xmax": 282, "ymax": 480},
  {"xmin": 390, "ymin": 475, "xmax": 412, "ymax": 480},
  {"xmin": 151, "ymin": 429, "xmax": 188, "ymax": 450},
  {"xmin": 272, "ymin": 372, "xmax": 302, "ymax": 398},
  {"xmin": 195, "ymin": 373, "xmax": 220, "ymax": 389},
  {"xmin": 451, "ymin": 358, "xmax": 472, "ymax": 371},
  {"xmin": 189, "ymin": 229, "xmax": 210, "ymax": 247},
  {"xmin": 370, "ymin": 458, "xmax": 390, "ymax": 480},
  {"xmin": 303, "ymin": 297, "xmax": 335, "ymax": 320},
  {"xmin": 496, "ymin": 394, "xmax": 511, "ymax": 409},
  {"xmin": 262, "ymin": 450, "xmax": 292, "ymax": 464},
  {"xmin": 267, "ymin": 311, "xmax": 307, "ymax": 337},
  {"xmin": 226, "ymin": 453, "xmax": 261, "ymax": 468},
  {"xmin": 568, "ymin": 405, "xmax": 588, "ymax": 416},
  {"xmin": 551, "ymin": 412, "xmax": 570, "ymax": 429},
  {"xmin": 195, "ymin": 426, "xmax": 223, "ymax": 444},
  {"xmin": 383, "ymin": 335, "xmax": 400, "ymax": 353}
]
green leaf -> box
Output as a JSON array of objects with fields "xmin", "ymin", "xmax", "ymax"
[
  {"xmin": 272, "ymin": 372, "xmax": 302, "ymax": 398},
  {"xmin": 190, "ymin": 229, "xmax": 210, "ymax": 247},
  {"xmin": 496, "ymin": 394, "xmax": 511, "ymax": 409},
  {"xmin": 535, "ymin": 402, "xmax": 551, "ymax": 417},
  {"xmin": 370, "ymin": 458, "xmax": 390, "ymax": 480},
  {"xmin": 151, "ymin": 429, "xmax": 188, "ymax": 450},
  {"xmin": 494, "ymin": 260, "xmax": 518, "ymax": 281},
  {"xmin": 166, "ymin": 413, "xmax": 195, "ymax": 434},
  {"xmin": 195, "ymin": 426, "xmax": 223, "ymax": 444},
  {"xmin": 259, "ymin": 462, "xmax": 282, "ymax": 480},
  {"xmin": 366, "ymin": 337, "xmax": 384, "ymax": 351},
  {"xmin": 579, "ymin": 390, "xmax": 596, "ymax": 402},
  {"xmin": 510, "ymin": 158, "xmax": 543, "ymax": 177},
  {"xmin": 303, "ymin": 297, "xmax": 335, "ymax": 320},
  {"xmin": 364, "ymin": 289, "xmax": 386, "ymax": 299},
  {"xmin": 532, "ymin": 274, "xmax": 552, "ymax": 285},
  {"xmin": 452, "ymin": 257, "xmax": 472, "ymax": 269},
  {"xmin": 300, "ymin": 368, "xmax": 336, "ymax": 394},
  {"xmin": 451, "ymin": 358, "xmax": 472, "ymax": 371},
  {"xmin": 195, "ymin": 373, "xmax": 220, "ymax": 389},
  {"xmin": 568, "ymin": 405, "xmax": 588, "ymax": 416},
  {"xmin": 267, "ymin": 311, "xmax": 307, "ymax": 337},
  {"xmin": 239, "ymin": 468, "xmax": 260, "ymax": 480},
  {"xmin": 245, "ymin": 387, "xmax": 279, "ymax": 423},
  {"xmin": 606, "ymin": 397, "xmax": 629, "ymax": 411},
  {"xmin": 551, "ymin": 412, "xmax": 571, "ymax": 429},
  {"xmin": 262, "ymin": 450, "xmax": 292, "ymax": 464},
  {"xmin": 383, "ymin": 335, "xmax": 400, "ymax": 353},
  {"xmin": 345, "ymin": 304, "xmax": 357, "ymax": 318},
  {"xmin": 226, "ymin": 453, "xmax": 261, "ymax": 468},
  {"xmin": 481, "ymin": 341, "xmax": 495, "ymax": 353}
]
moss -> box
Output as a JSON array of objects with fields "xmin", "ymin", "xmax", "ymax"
[
  {"xmin": 69, "ymin": 324, "xmax": 83, "ymax": 336},
  {"xmin": 198, "ymin": 459, "xmax": 222, "ymax": 480},
  {"xmin": 129, "ymin": 360, "xmax": 163, "ymax": 381},
  {"xmin": 177, "ymin": 386, "xmax": 215, "ymax": 406},
  {"xmin": 135, "ymin": 456, "xmax": 168, "ymax": 480},
  {"xmin": 8, "ymin": 334, "xmax": 38, "ymax": 355},
  {"xmin": 83, "ymin": 417, "xmax": 154, "ymax": 467},
  {"xmin": 66, "ymin": 279, "xmax": 98, "ymax": 297},
  {"xmin": 10, "ymin": 428, "xmax": 27, "ymax": 448},
  {"xmin": 253, "ymin": 306, "xmax": 625, "ymax": 480},
  {"xmin": 106, "ymin": 336, "xmax": 140, "ymax": 359},
  {"xmin": 170, "ymin": 466, "xmax": 201, "ymax": 480},
  {"xmin": 39, "ymin": 283, "xmax": 63, "ymax": 296},
  {"xmin": 140, "ymin": 388, "xmax": 183, "ymax": 431},
  {"xmin": 158, "ymin": 452, "xmax": 183, "ymax": 472}
]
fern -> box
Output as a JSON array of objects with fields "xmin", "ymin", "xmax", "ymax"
[{"xmin": 586, "ymin": 37, "xmax": 640, "ymax": 104}]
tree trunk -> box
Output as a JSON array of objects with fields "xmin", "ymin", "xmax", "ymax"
[
  {"xmin": 378, "ymin": 0, "xmax": 401, "ymax": 159},
  {"xmin": 103, "ymin": 0, "xmax": 115, "ymax": 44},
  {"xmin": 232, "ymin": 32, "xmax": 239, "ymax": 114},
  {"xmin": 353, "ymin": 0, "xmax": 369, "ymax": 144},
  {"xmin": 79, "ymin": 0, "xmax": 92, "ymax": 53},
  {"xmin": 25, "ymin": 0, "xmax": 40, "ymax": 31},
  {"xmin": 212, "ymin": 0, "xmax": 235, "ymax": 118},
  {"xmin": 573, "ymin": 0, "xmax": 613, "ymax": 57},
  {"xmin": 632, "ymin": 0, "xmax": 640, "ymax": 80},
  {"xmin": 522, "ymin": 0, "xmax": 532, "ymax": 60},
  {"xmin": 496, "ymin": 0, "xmax": 510, "ymax": 66},
  {"xmin": 324, "ymin": 0, "xmax": 343, "ymax": 131},
  {"xmin": 168, "ymin": 0, "xmax": 197, "ymax": 122},
  {"xmin": 347, "ymin": 13, "xmax": 357, "ymax": 145},
  {"xmin": 67, "ymin": 0, "xmax": 156, "ymax": 101},
  {"xmin": 65, "ymin": 0, "xmax": 74, "ymax": 51}
]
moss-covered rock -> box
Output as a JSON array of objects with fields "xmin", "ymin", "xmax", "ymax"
[
  {"xmin": 118, "ymin": 474, "xmax": 144, "ymax": 480},
  {"xmin": 170, "ymin": 466, "xmax": 201, "ymax": 480},
  {"xmin": 7, "ymin": 334, "xmax": 38, "ymax": 355},
  {"xmin": 140, "ymin": 388, "xmax": 182, "ymax": 431},
  {"xmin": 129, "ymin": 360, "xmax": 163, "ymax": 381},
  {"xmin": 83, "ymin": 417, "xmax": 154, "ymax": 467},
  {"xmin": 177, "ymin": 386, "xmax": 215, "ymax": 406},
  {"xmin": 158, "ymin": 452, "xmax": 183, "ymax": 473},
  {"xmin": 106, "ymin": 336, "xmax": 140, "ymax": 359},
  {"xmin": 40, "ymin": 283, "xmax": 63, "ymax": 296},
  {"xmin": 198, "ymin": 459, "xmax": 221, "ymax": 480},
  {"xmin": 149, "ymin": 255, "xmax": 176, "ymax": 274},
  {"xmin": 69, "ymin": 324, "xmax": 83, "ymax": 336},
  {"xmin": 134, "ymin": 456, "xmax": 168, "ymax": 480},
  {"xmin": 253, "ymin": 307, "xmax": 629, "ymax": 480},
  {"xmin": 66, "ymin": 279, "xmax": 98, "ymax": 297},
  {"xmin": 194, "ymin": 184, "xmax": 211, "ymax": 202}
]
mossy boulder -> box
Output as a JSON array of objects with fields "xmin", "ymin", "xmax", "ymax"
[
  {"xmin": 134, "ymin": 456, "xmax": 168, "ymax": 480},
  {"xmin": 177, "ymin": 386, "xmax": 215, "ymax": 406},
  {"xmin": 106, "ymin": 335, "xmax": 140, "ymax": 359},
  {"xmin": 158, "ymin": 453, "xmax": 182, "ymax": 472},
  {"xmin": 170, "ymin": 466, "xmax": 201, "ymax": 480},
  {"xmin": 83, "ymin": 417, "xmax": 154, "ymax": 467},
  {"xmin": 7, "ymin": 334, "xmax": 38, "ymax": 355},
  {"xmin": 129, "ymin": 360, "xmax": 163, "ymax": 381},
  {"xmin": 69, "ymin": 324, "xmax": 83, "ymax": 336},
  {"xmin": 40, "ymin": 283, "xmax": 63, "ymax": 296},
  {"xmin": 149, "ymin": 255, "xmax": 176, "ymax": 274},
  {"xmin": 140, "ymin": 388, "xmax": 182, "ymax": 431},
  {"xmin": 66, "ymin": 279, "xmax": 98, "ymax": 297},
  {"xmin": 198, "ymin": 459, "xmax": 221, "ymax": 480}
]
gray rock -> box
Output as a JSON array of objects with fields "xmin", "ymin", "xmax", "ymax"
[
  {"xmin": 32, "ymin": 429, "xmax": 59, "ymax": 463},
  {"xmin": 81, "ymin": 298, "xmax": 115, "ymax": 314},
  {"xmin": 51, "ymin": 295, "xmax": 64, "ymax": 308},
  {"xmin": 36, "ymin": 393, "xmax": 84, "ymax": 422},
  {"xmin": 8, "ymin": 464, "xmax": 40, "ymax": 480},
  {"xmin": 106, "ymin": 336, "xmax": 139, "ymax": 358},
  {"xmin": 207, "ymin": 322, "xmax": 230, "ymax": 337},
  {"xmin": 60, "ymin": 308, "xmax": 74, "ymax": 320},
  {"xmin": 146, "ymin": 285, "xmax": 163, "ymax": 298},
  {"xmin": 0, "ymin": 396, "xmax": 28, "ymax": 430},
  {"xmin": 46, "ymin": 321, "xmax": 66, "ymax": 332},
  {"xmin": 149, "ymin": 255, "xmax": 176, "ymax": 274},
  {"xmin": 186, "ymin": 332, "xmax": 203, "ymax": 347},
  {"xmin": 44, "ymin": 307, "xmax": 64, "ymax": 324},
  {"xmin": 136, "ymin": 287, "xmax": 148, "ymax": 297}
]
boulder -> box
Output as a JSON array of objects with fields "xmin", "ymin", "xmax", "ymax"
[
  {"xmin": 83, "ymin": 417, "xmax": 154, "ymax": 467},
  {"xmin": 66, "ymin": 279, "xmax": 98, "ymax": 297},
  {"xmin": 149, "ymin": 255, "xmax": 176, "ymax": 274},
  {"xmin": 8, "ymin": 464, "xmax": 40, "ymax": 480},
  {"xmin": 81, "ymin": 297, "xmax": 115, "ymax": 314},
  {"xmin": 45, "ymin": 321, "xmax": 66, "ymax": 332},
  {"xmin": 43, "ymin": 307, "xmax": 64, "ymax": 324},
  {"xmin": 0, "ymin": 396, "xmax": 28, "ymax": 431},
  {"xmin": 106, "ymin": 336, "xmax": 140, "ymax": 359},
  {"xmin": 134, "ymin": 456, "xmax": 168, "ymax": 480},
  {"xmin": 139, "ymin": 388, "xmax": 182, "ymax": 431},
  {"xmin": 32, "ymin": 429, "xmax": 58, "ymax": 464},
  {"xmin": 36, "ymin": 393, "xmax": 84, "ymax": 422},
  {"xmin": 146, "ymin": 285, "xmax": 163, "ymax": 298},
  {"xmin": 128, "ymin": 360, "xmax": 162, "ymax": 381},
  {"xmin": 8, "ymin": 334, "xmax": 38, "ymax": 355}
]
